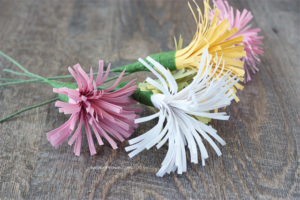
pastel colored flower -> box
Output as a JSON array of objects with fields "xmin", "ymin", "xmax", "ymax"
[
  {"xmin": 210, "ymin": 0, "xmax": 264, "ymax": 82},
  {"xmin": 126, "ymin": 49, "xmax": 238, "ymax": 176},
  {"xmin": 47, "ymin": 61, "xmax": 141, "ymax": 155}
]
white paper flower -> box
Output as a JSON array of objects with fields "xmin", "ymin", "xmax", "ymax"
[{"xmin": 125, "ymin": 49, "xmax": 239, "ymax": 177}]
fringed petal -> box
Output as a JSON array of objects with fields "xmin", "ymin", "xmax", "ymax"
[
  {"xmin": 127, "ymin": 48, "xmax": 236, "ymax": 176},
  {"xmin": 48, "ymin": 61, "xmax": 139, "ymax": 155}
]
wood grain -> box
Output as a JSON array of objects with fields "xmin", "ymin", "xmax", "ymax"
[{"xmin": 0, "ymin": 0, "xmax": 299, "ymax": 199}]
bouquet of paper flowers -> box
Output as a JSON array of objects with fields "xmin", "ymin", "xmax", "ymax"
[{"xmin": 0, "ymin": 0, "xmax": 263, "ymax": 177}]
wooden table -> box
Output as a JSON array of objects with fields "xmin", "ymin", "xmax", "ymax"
[{"xmin": 0, "ymin": 0, "xmax": 299, "ymax": 199}]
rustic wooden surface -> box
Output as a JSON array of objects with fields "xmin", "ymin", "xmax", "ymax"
[{"xmin": 0, "ymin": 0, "xmax": 299, "ymax": 199}]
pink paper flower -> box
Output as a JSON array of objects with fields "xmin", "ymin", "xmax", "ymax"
[
  {"xmin": 46, "ymin": 61, "xmax": 141, "ymax": 156},
  {"xmin": 210, "ymin": 0, "xmax": 264, "ymax": 82}
]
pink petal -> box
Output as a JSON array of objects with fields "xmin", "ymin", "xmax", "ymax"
[
  {"xmin": 96, "ymin": 63, "xmax": 111, "ymax": 86},
  {"xmin": 95, "ymin": 60, "xmax": 104, "ymax": 85},
  {"xmin": 68, "ymin": 67, "xmax": 83, "ymax": 92},
  {"xmin": 68, "ymin": 112, "xmax": 84, "ymax": 146},
  {"xmin": 83, "ymin": 115, "xmax": 97, "ymax": 155}
]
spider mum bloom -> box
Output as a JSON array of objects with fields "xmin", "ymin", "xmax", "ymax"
[
  {"xmin": 210, "ymin": 0, "xmax": 264, "ymax": 82},
  {"xmin": 126, "ymin": 49, "xmax": 238, "ymax": 177},
  {"xmin": 138, "ymin": 68, "xmax": 212, "ymax": 124},
  {"xmin": 46, "ymin": 61, "xmax": 141, "ymax": 156}
]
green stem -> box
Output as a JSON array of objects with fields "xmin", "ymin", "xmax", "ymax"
[
  {"xmin": 0, "ymin": 79, "xmax": 43, "ymax": 87},
  {"xmin": 0, "ymin": 78, "xmax": 25, "ymax": 82},
  {"xmin": 0, "ymin": 51, "xmax": 51, "ymax": 83},
  {"xmin": 3, "ymin": 69, "xmax": 34, "ymax": 78},
  {"xmin": 0, "ymin": 73, "xmax": 130, "ymax": 88},
  {"xmin": 0, "ymin": 97, "xmax": 59, "ymax": 123},
  {"xmin": 0, "ymin": 51, "xmax": 110, "ymax": 80},
  {"xmin": 110, "ymin": 51, "xmax": 177, "ymax": 73},
  {"xmin": 0, "ymin": 50, "xmax": 131, "ymax": 89},
  {"xmin": 0, "ymin": 51, "xmax": 37, "ymax": 76},
  {"xmin": 2, "ymin": 51, "xmax": 176, "ymax": 81}
]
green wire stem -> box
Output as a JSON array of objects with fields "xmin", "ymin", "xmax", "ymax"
[
  {"xmin": 0, "ymin": 73, "xmax": 130, "ymax": 87},
  {"xmin": 0, "ymin": 79, "xmax": 43, "ymax": 87},
  {"xmin": 0, "ymin": 97, "xmax": 59, "ymax": 123},
  {"xmin": 0, "ymin": 51, "xmax": 131, "ymax": 87},
  {"xmin": 0, "ymin": 78, "xmax": 28, "ymax": 82}
]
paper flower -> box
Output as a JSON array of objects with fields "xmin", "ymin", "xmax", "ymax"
[
  {"xmin": 47, "ymin": 62, "xmax": 141, "ymax": 156},
  {"xmin": 108, "ymin": 0, "xmax": 245, "ymax": 101},
  {"xmin": 138, "ymin": 68, "xmax": 212, "ymax": 124},
  {"xmin": 126, "ymin": 49, "xmax": 238, "ymax": 176},
  {"xmin": 210, "ymin": 0, "xmax": 264, "ymax": 82}
]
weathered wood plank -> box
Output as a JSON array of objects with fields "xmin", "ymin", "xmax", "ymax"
[{"xmin": 0, "ymin": 0, "xmax": 299, "ymax": 199}]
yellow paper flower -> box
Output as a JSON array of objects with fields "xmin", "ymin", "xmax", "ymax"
[
  {"xmin": 174, "ymin": 0, "xmax": 245, "ymax": 101},
  {"xmin": 112, "ymin": 0, "xmax": 245, "ymax": 101}
]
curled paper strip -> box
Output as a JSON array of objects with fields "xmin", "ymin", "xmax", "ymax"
[{"xmin": 126, "ymin": 48, "xmax": 239, "ymax": 177}]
